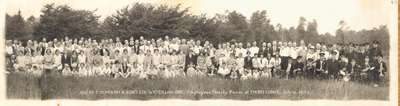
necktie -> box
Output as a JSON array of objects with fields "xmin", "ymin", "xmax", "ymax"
[{"xmin": 320, "ymin": 61, "xmax": 323, "ymax": 70}]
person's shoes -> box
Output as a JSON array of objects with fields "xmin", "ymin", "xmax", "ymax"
[{"xmin": 373, "ymin": 84, "xmax": 379, "ymax": 87}]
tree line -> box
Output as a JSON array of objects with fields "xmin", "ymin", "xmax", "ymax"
[{"xmin": 6, "ymin": 3, "xmax": 390, "ymax": 50}]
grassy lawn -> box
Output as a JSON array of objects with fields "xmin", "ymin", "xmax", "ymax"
[{"xmin": 6, "ymin": 72, "xmax": 389, "ymax": 100}]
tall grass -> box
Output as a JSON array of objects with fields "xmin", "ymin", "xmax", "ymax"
[{"xmin": 6, "ymin": 72, "xmax": 388, "ymax": 100}]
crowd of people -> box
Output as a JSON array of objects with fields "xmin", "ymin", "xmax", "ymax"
[{"xmin": 5, "ymin": 36, "xmax": 387, "ymax": 86}]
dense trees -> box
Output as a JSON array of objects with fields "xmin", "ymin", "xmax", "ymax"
[
  {"xmin": 6, "ymin": 3, "xmax": 390, "ymax": 49},
  {"xmin": 33, "ymin": 4, "xmax": 100, "ymax": 40},
  {"xmin": 6, "ymin": 11, "xmax": 29, "ymax": 40}
]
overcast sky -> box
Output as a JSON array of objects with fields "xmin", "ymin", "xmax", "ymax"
[{"xmin": 5, "ymin": 0, "xmax": 396, "ymax": 34}]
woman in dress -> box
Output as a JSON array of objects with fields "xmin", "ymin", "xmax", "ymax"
[
  {"xmin": 53, "ymin": 49, "xmax": 63, "ymax": 71},
  {"xmin": 143, "ymin": 50, "xmax": 156, "ymax": 79},
  {"xmin": 14, "ymin": 50, "xmax": 26, "ymax": 72},
  {"xmin": 196, "ymin": 52, "xmax": 207, "ymax": 75},
  {"xmin": 70, "ymin": 50, "xmax": 79, "ymax": 72},
  {"xmin": 92, "ymin": 50, "xmax": 104, "ymax": 76}
]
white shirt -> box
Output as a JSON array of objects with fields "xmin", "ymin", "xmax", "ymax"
[
  {"xmin": 289, "ymin": 47, "xmax": 298, "ymax": 59},
  {"xmin": 280, "ymin": 47, "xmax": 290, "ymax": 57},
  {"xmin": 54, "ymin": 55, "xmax": 62, "ymax": 65},
  {"xmin": 78, "ymin": 55, "xmax": 86, "ymax": 64},
  {"xmin": 249, "ymin": 46, "xmax": 259, "ymax": 57},
  {"xmin": 192, "ymin": 46, "xmax": 202, "ymax": 55},
  {"xmin": 5, "ymin": 46, "xmax": 13, "ymax": 55},
  {"xmin": 170, "ymin": 43, "xmax": 180, "ymax": 52}
]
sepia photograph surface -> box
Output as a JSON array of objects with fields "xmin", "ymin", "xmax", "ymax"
[{"xmin": 2, "ymin": 0, "xmax": 398, "ymax": 103}]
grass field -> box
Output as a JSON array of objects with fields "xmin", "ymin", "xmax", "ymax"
[{"xmin": 6, "ymin": 72, "xmax": 389, "ymax": 100}]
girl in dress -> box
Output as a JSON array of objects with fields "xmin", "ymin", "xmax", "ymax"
[
  {"xmin": 252, "ymin": 53, "xmax": 261, "ymax": 78},
  {"xmin": 217, "ymin": 62, "xmax": 230, "ymax": 78},
  {"xmin": 78, "ymin": 63, "xmax": 87, "ymax": 77},
  {"xmin": 103, "ymin": 63, "xmax": 113, "ymax": 77},
  {"xmin": 43, "ymin": 49, "xmax": 55, "ymax": 73},
  {"xmin": 186, "ymin": 63, "xmax": 197, "ymax": 77},
  {"xmin": 14, "ymin": 50, "xmax": 26, "ymax": 72},
  {"xmin": 70, "ymin": 51, "xmax": 79, "ymax": 73},
  {"xmin": 262, "ymin": 54, "xmax": 273, "ymax": 78},
  {"xmin": 118, "ymin": 60, "xmax": 131, "ymax": 78}
]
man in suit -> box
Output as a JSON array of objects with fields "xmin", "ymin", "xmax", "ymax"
[
  {"xmin": 99, "ymin": 45, "xmax": 109, "ymax": 56},
  {"xmin": 61, "ymin": 52, "xmax": 71, "ymax": 71},
  {"xmin": 185, "ymin": 51, "xmax": 198, "ymax": 73},
  {"xmin": 290, "ymin": 56, "xmax": 305, "ymax": 79},
  {"xmin": 369, "ymin": 41, "xmax": 383, "ymax": 61},
  {"xmin": 347, "ymin": 59, "xmax": 361, "ymax": 81},
  {"xmin": 370, "ymin": 55, "xmax": 387, "ymax": 87},
  {"xmin": 260, "ymin": 42, "xmax": 273, "ymax": 57},
  {"xmin": 326, "ymin": 51, "xmax": 340, "ymax": 80},
  {"xmin": 244, "ymin": 51, "xmax": 253, "ymax": 74}
]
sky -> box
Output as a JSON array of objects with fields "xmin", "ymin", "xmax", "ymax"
[{"xmin": 5, "ymin": 0, "xmax": 397, "ymax": 34}]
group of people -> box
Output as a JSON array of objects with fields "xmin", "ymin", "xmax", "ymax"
[{"xmin": 5, "ymin": 36, "xmax": 387, "ymax": 86}]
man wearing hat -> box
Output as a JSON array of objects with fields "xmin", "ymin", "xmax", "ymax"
[
  {"xmin": 315, "ymin": 53, "xmax": 327, "ymax": 79},
  {"xmin": 369, "ymin": 40, "xmax": 382, "ymax": 61}
]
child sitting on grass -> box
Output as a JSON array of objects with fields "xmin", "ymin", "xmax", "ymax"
[
  {"xmin": 217, "ymin": 63, "xmax": 230, "ymax": 78},
  {"xmin": 62, "ymin": 64, "xmax": 73, "ymax": 76},
  {"xmin": 229, "ymin": 70, "xmax": 239, "ymax": 80},
  {"xmin": 240, "ymin": 69, "xmax": 251, "ymax": 80},
  {"xmin": 28, "ymin": 65, "xmax": 42, "ymax": 77},
  {"xmin": 186, "ymin": 63, "xmax": 197, "ymax": 77},
  {"xmin": 137, "ymin": 64, "xmax": 148, "ymax": 79}
]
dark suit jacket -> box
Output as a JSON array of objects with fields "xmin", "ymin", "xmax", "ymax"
[
  {"xmin": 315, "ymin": 60, "xmax": 327, "ymax": 71},
  {"xmin": 61, "ymin": 54, "xmax": 71, "ymax": 65},
  {"xmin": 372, "ymin": 61, "xmax": 387, "ymax": 74},
  {"xmin": 259, "ymin": 47, "xmax": 273, "ymax": 56},
  {"xmin": 185, "ymin": 54, "xmax": 198, "ymax": 66},
  {"xmin": 244, "ymin": 56, "xmax": 253, "ymax": 69},
  {"xmin": 99, "ymin": 48, "xmax": 109, "ymax": 56},
  {"xmin": 326, "ymin": 59, "xmax": 340, "ymax": 75}
]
